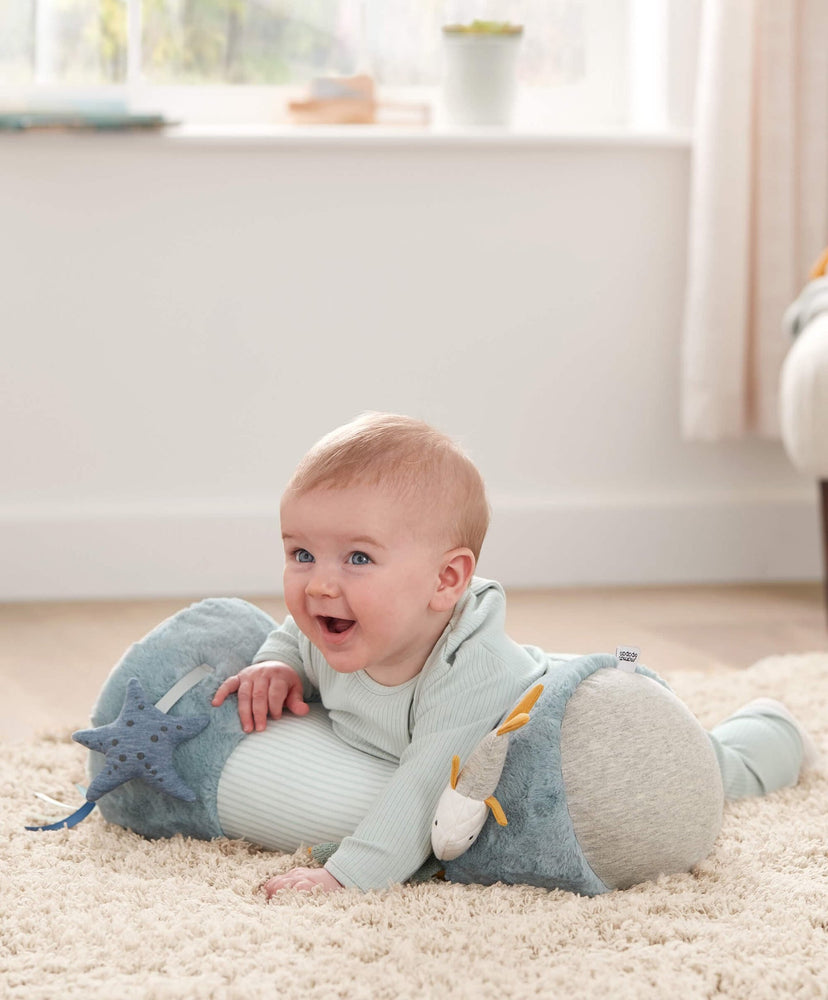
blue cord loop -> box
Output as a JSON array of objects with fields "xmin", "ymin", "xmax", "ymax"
[{"xmin": 25, "ymin": 800, "xmax": 97, "ymax": 831}]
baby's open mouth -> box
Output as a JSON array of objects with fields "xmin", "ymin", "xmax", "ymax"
[{"xmin": 320, "ymin": 616, "xmax": 355, "ymax": 635}]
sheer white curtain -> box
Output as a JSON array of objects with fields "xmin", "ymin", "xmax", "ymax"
[{"xmin": 681, "ymin": 0, "xmax": 828, "ymax": 441}]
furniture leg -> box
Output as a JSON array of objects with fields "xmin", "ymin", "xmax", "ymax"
[{"xmin": 822, "ymin": 481, "xmax": 828, "ymax": 624}]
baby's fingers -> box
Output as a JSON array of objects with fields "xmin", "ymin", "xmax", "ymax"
[
  {"xmin": 284, "ymin": 688, "xmax": 309, "ymax": 716},
  {"xmin": 211, "ymin": 675, "xmax": 241, "ymax": 707},
  {"xmin": 264, "ymin": 867, "xmax": 342, "ymax": 896},
  {"xmin": 267, "ymin": 684, "xmax": 289, "ymax": 722},
  {"xmin": 250, "ymin": 675, "xmax": 273, "ymax": 731}
]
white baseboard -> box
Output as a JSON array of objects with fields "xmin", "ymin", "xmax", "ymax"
[
  {"xmin": 481, "ymin": 491, "xmax": 822, "ymax": 588},
  {"xmin": 0, "ymin": 491, "xmax": 821, "ymax": 601}
]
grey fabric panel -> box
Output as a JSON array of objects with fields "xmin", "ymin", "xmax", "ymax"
[{"xmin": 560, "ymin": 670, "xmax": 723, "ymax": 890}]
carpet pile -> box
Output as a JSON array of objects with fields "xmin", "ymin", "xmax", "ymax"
[{"xmin": 2, "ymin": 653, "xmax": 826, "ymax": 999}]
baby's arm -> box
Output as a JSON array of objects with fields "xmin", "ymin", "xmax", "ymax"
[
  {"xmin": 212, "ymin": 661, "xmax": 309, "ymax": 733},
  {"xmin": 321, "ymin": 655, "xmax": 536, "ymax": 891}
]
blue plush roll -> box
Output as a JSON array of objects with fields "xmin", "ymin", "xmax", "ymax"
[{"xmin": 83, "ymin": 601, "xmax": 723, "ymax": 895}]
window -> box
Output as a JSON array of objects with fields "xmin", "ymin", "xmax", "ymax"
[{"xmin": 0, "ymin": 1, "xmax": 697, "ymax": 130}]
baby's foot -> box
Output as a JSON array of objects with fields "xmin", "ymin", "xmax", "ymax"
[{"xmin": 737, "ymin": 698, "xmax": 821, "ymax": 773}]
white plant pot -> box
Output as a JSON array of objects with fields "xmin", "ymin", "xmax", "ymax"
[{"xmin": 441, "ymin": 31, "xmax": 522, "ymax": 127}]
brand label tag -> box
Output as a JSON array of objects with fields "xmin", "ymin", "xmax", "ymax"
[{"xmin": 615, "ymin": 645, "xmax": 640, "ymax": 672}]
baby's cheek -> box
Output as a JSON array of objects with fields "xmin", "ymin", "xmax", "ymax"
[{"xmin": 282, "ymin": 588, "xmax": 304, "ymax": 621}]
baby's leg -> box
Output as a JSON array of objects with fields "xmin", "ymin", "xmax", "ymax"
[{"xmin": 709, "ymin": 698, "xmax": 820, "ymax": 799}]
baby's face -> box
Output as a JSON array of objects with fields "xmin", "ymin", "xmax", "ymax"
[{"xmin": 280, "ymin": 484, "xmax": 454, "ymax": 686}]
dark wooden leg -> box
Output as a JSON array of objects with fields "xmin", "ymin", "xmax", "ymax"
[{"xmin": 822, "ymin": 481, "xmax": 828, "ymax": 624}]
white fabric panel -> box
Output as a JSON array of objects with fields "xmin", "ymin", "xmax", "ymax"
[{"xmin": 216, "ymin": 704, "xmax": 396, "ymax": 852}]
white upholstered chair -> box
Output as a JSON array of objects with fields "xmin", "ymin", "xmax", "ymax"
[{"xmin": 779, "ymin": 249, "xmax": 828, "ymax": 620}]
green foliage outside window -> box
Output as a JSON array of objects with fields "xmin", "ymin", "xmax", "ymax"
[
  {"xmin": 141, "ymin": 0, "xmax": 352, "ymax": 85},
  {"xmin": 2, "ymin": 0, "xmax": 354, "ymax": 85}
]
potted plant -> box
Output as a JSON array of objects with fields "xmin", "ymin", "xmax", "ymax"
[{"xmin": 441, "ymin": 20, "xmax": 524, "ymax": 127}]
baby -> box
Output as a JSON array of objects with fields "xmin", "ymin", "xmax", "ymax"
[
  {"xmin": 213, "ymin": 412, "xmax": 816, "ymax": 895},
  {"xmin": 213, "ymin": 412, "xmax": 549, "ymax": 892}
]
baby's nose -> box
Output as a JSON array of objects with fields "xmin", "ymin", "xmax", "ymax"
[{"xmin": 305, "ymin": 570, "xmax": 339, "ymax": 599}]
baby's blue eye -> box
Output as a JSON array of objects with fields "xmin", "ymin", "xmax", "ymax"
[
  {"xmin": 348, "ymin": 551, "xmax": 372, "ymax": 566},
  {"xmin": 294, "ymin": 549, "xmax": 314, "ymax": 563}
]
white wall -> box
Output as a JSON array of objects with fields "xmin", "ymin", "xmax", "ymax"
[{"xmin": 0, "ymin": 130, "xmax": 819, "ymax": 600}]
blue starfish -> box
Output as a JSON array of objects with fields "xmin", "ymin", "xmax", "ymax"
[{"xmin": 72, "ymin": 677, "xmax": 210, "ymax": 802}]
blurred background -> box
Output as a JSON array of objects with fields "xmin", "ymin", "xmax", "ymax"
[{"xmin": 0, "ymin": 0, "xmax": 823, "ymax": 602}]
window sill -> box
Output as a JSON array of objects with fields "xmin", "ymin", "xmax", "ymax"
[
  {"xmin": 0, "ymin": 121, "xmax": 692, "ymax": 151},
  {"xmin": 163, "ymin": 123, "xmax": 693, "ymax": 150}
]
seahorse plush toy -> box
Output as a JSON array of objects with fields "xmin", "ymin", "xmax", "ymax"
[
  {"xmin": 431, "ymin": 685, "xmax": 544, "ymax": 859},
  {"xmin": 31, "ymin": 599, "xmax": 723, "ymax": 895}
]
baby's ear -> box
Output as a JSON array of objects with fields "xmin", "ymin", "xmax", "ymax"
[{"xmin": 431, "ymin": 549, "xmax": 475, "ymax": 612}]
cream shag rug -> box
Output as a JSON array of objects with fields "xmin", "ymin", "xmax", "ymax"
[{"xmin": 2, "ymin": 654, "xmax": 827, "ymax": 1000}]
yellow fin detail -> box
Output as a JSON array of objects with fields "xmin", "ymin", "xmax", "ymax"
[
  {"xmin": 485, "ymin": 796, "xmax": 508, "ymax": 826},
  {"xmin": 502, "ymin": 684, "xmax": 543, "ymax": 726},
  {"xmin": 809, "ymin": 247, "xmax": 828, "ymax": 279},
  {"xmin": 496, "ymin": 684, "xmax": 544, "ymax": 735},
  {"xmin": 450, "ymin": 755, "xmax": 461, "ymax": 790},
  {"xmin": 497, "ymin": 712, "xmax": 530, "ymax": 736}
]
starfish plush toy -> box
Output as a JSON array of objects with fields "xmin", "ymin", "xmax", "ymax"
[
  {"xmin": 26, "ymin": 672, "xmax": 211, "ymax": 831},
  {"xmin": 72, "ymin": 677, "xmax": 210, "ymax": 802}
]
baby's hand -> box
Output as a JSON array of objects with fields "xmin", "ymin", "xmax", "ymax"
[
  {"xmin": 263, "ymin": 867, "xmax": 343, "ymax": 896},
  {"xmin": 212, "ymin": 661, "xmax": 309, "ymax": 733}
]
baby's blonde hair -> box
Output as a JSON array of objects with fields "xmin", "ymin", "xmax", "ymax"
[{"xmin": 284, "ymin": 412, "xmax": 490, "ymax": 560}]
